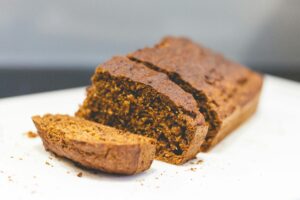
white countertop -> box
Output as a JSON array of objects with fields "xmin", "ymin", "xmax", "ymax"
[{"xmin": 0, "ymin": 75, "xmax": 300, "ymax": 200}]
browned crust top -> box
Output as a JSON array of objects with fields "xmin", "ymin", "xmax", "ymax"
[{"xmin": 129, "ymin": 36, "xmax": 263, "ymax": 119}]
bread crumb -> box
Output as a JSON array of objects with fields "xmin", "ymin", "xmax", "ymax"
[
  {"xmin": 77, "ymin": 172, "xmax": 83, "ymax": 177},
  {"xmin": 44, "ymin": 161, "xmax": 54, "ymax": 167},
  {"xmin": 196, "ymin": 159, "xmax": 203, "ymax": 164},
  {"xmin": 137, "ymin": 179, "xmax": 144, "ymax": 186},
  {"xmin": 190, "ymin": 167, "xmax": 197, "ymax": 172},
  {"xmin": 190, "ymin": 159, "xmax": 203, "ymax": 165},
  {"xmin": 26, "ymin": 131, "xmax": 38, "ymax": 138}
]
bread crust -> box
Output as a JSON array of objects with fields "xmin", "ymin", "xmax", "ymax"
[
  {"xmin": 209, "ymin": 91, "xmax": 261, "ymax": 149},
  {"xmin": 32, "ymin": 114, "xmax": 156, "ymax": 175},
  {"xmin": 96, "ymin": 56, "xmax": 201, "ymax": 116}
]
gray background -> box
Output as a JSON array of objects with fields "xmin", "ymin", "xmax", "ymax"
[{"xmin": 0, "ymin": 0, "xmax": 299, "ymax": 97}]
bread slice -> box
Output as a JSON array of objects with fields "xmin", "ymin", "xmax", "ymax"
[
  {"xmin": 76, "ymin": 56, "xmax": 208, "ymax": 165},
  {"xmin": 32, "ymin": 114, "xmax": 156, "ymax": 175},
  {"xmin": 128, "ymin": 36, "xmax": 263, "ymax": 151}
]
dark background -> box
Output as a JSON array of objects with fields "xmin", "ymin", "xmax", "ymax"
[{"xmin": 1, "ymin": 0, "xmax": 299, "ymax": 98}]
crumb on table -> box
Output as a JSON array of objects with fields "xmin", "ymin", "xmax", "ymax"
[
  {"xmin": 26, "ymin": 131, "xmax": 38, "ymax": 138},
  {"xmin": 196, "ymin": 159, "xmax": 203, "ymax": 164},
  {"xmin": 77, "ymin": 172, "xmax": 83, "ymax": 177},
  {"xmin": 190, "ymin": 167, "xmax": 197, "ymax": 172},
  {"xmin": 189, "ymin": 159, "xmax": 203, "ymax": 165}
]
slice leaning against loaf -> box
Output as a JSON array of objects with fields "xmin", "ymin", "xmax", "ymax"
[
  {"xmin": 76, "ymin": 56, "xmax": 208, "ymax": 165},
  {"xmin": 32, "ymin": 114, "xmax": 156, "ymax": 175},
  {"xmin": 128, "ymin": 36, "xmax": 263, "ymax": 151}
]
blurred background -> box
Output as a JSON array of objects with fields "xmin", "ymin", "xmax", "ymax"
[{"xmin": 0, "ymin": 0, "xmax": 299, "ymax": 98}]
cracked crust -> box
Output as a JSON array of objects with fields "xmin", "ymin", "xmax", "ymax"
[{"xmin": 32, "ymin": 114, "xmax": 156, "ymax": 175}]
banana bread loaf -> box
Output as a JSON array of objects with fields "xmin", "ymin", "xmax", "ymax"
[
  {"xmin": 128, "ymin": 36, "xmax": 263, "ymax": 151},
  {"xmin": 76, "ymin": 36, "xmax": 263, "ymax": 164},
  {"xmin": 32, "ymin": 114, "xmax": 156, "ymax": 174}
]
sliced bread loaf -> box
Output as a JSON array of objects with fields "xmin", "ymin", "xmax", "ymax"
[{"xmin": 76, "ymin": 36, "xmax": 263, "ymax": 164}]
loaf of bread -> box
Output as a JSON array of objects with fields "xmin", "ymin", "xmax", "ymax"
[
  {"xmin": 32, "ymin": 114, "xmax": 156, "ymax": 174},
  {"xmin": 76, "ymin": 36, "xmax": 263, "ymax": 164}
]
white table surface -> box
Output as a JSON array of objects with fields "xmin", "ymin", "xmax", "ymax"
[{"xmin": 0, "ymin": 75, "xmax": 300, "ymax": 200}]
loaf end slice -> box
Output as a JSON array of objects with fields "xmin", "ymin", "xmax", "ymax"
[{"xmin": 32, "ymin": 114, "xmax": 156, "ymax": 175}]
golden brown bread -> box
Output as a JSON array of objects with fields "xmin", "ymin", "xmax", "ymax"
[
  {"xmin": 32, "ymin": 114, "xmax": 156, "ymax": 175},
  {"xmin": 76, "ymin": 36, "xmax": 263, "ymax": 165}
]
